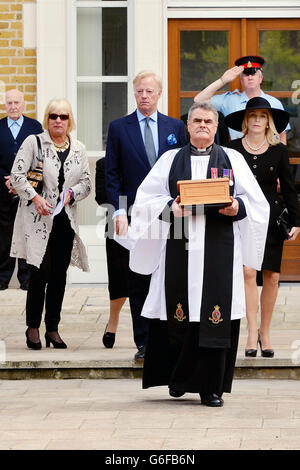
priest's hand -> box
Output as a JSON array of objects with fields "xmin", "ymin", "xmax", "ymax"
[
  {"xmin": 114, "ymin": 214, "xmax": 128, "ymax": 236},
  {"xmin": 171, "ymin": 196, "xmax": 192, "ymax": 218},
  {"xmin": 218, "ymin": 197, "xmax": 239, "ymax": 217},
  {"xmin": 287, "ymin": 226, "xmax": 300, "ymax": 241}
]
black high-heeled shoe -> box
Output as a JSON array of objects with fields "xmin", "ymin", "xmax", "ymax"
[
  {"xmin": 102, "ymin": 324, "xmax": 116, "ymax": 349},
  {"xmin": 245, "ymin": 330, "xmax": 258, "ymax": 357},
  {"xmin": 245, "ymin": 348, "xmax": 257, "ymax": 357},
  {"xmin": 258, "ymin": 330, "xmax": 274, "ymax": 358},
  {"xmin": 45, "ymin": 332, "xmax": 67, "ymax": 349},
  {"xmin": 25, "ymin": 328, "xmax": 42, "ymax": 350}
]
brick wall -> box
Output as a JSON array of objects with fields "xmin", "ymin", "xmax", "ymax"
[{"xmin": 0, "ymin": 0, "xmax": 37, "ymax": 119}]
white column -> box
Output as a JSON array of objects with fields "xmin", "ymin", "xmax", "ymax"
[
  {"xmin": 36, "ymin": 0, "xmax": 67, "ymax": 122},
  {"xmin": 133, "ymin": 0, "xmax": 167, "ymax": 113}
]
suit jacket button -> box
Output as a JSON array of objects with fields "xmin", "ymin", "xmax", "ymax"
[
  {"xmin": 270, "ymin": 166, "xmax": 274, "ymax": 171},
  {"xmin": 253, "ymin": 164, "xmax": 257, "ymax": 169}
]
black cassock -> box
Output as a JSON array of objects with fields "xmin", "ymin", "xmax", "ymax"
[{"xmin": 143, "ymin": 144, "xmax": 241, "ymax": 396}]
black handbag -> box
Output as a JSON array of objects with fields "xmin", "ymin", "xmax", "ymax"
[
  {"xmin": 276, "ymin": 208, "xmax": 292, "ymax": 240},
  {"xmin": 27, "ymin": 135, "xmax": 43, "ymax": 195}
]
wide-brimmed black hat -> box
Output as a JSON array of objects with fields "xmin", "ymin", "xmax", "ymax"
[
  {"xmin": 224, "ymin": 97, "xmax": 290, "ymax": 134},
  {"xmin": 235, "ymin": 55, "xmax": 265, "ymax": 76}
]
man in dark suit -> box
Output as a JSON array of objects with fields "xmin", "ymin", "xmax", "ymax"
[
  {"xmin": 105, "ymin": 70, "xmax": 187, "ymax": 360},
  {"xmin": 0, "ymin": 89, "xmax": 43, "ymax": 290}
]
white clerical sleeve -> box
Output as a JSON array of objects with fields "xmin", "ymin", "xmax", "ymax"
[
  {"xmin": 115, "ymin": 149, "xmax": 180, "ymax": 274},
  {"xmin": 224, "ymin": 147, "xmax": 270, "ymax": 270}
]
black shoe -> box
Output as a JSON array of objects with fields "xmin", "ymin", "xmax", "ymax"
[
  {"xmin": 169, "ymin": 388, "xmax": 185, "ymax": 398},
  {"xmin": 45, "ymin": 332, "xmax": 67, "ymax": 349},
  {"xmin": 20, "ymin": 281, "xmax": 29, "ymax": 291},
  {"xmin": 245, "ymin": 349, "xmax": 257, "ymax": 357},
  {"xmin": 134, "ymin": 345, "xmax": 146, "ymax": 361},
  {"xmin": 0, "ymin": 282, "xmax": 8, "ymax": 291},
  {"xmin": 102, "ymin": 325, "xmax": 116, "ymax": 348},
  {"xmin": 25, "ymin": 328, "xmax": 42, "ymax": 350},
  {"xmin": 258, "ymin": 330, "xmax": 274, "ymax": 358},
  {"xmin": 201, "ymin": 393, "xmax": 224, "ymax": 407}
]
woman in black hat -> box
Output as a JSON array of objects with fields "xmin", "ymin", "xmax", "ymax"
[{"xmin": 225, "ymin": 97, "xmax": 300, "ymax": 358}]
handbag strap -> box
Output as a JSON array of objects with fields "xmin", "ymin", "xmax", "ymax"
[{"xmin": 35, "ymin": 135, "xmax": 43, "ymax": 163}]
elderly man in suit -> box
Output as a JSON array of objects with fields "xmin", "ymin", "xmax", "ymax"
[
  {"xmin": 105, "ymin": 70, "xmax": 187, "ymax": 360},
  {"xmin": 0, "ymin": 89, "xmax": 43, "ymax": 290}
]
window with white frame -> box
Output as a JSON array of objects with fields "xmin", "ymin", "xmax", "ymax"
[
  {"xmin": 74, "ymin": 1, "xmax": 130, "ymax": 226},
  {"xmin": 76, "ymin": 1, "xmax": 130, "ymax": 153}
]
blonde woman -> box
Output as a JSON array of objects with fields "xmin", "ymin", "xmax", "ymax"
[
  {"xmin": 10, "ymin": 98, "xmax": 91, "ymax": 350},
  {"xmin": 225, "ymin": 97, "xmax": 300, "ymax": 357}
]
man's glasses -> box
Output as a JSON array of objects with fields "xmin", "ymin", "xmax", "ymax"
[{"xmin": 49, "ymin": 113, "xmax": 69, "ymax": 121}]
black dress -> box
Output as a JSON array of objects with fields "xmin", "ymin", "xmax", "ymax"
[
  {"xmin": 225, "ymin": 139, "xmax": 300, "ymax": 272},
  {"xmin": 95, "ymin": 157, "xmax": 129, "ymax": 301}
]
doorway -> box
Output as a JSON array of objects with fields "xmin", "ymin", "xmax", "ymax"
[{"xmin": 168, "ymin": 18, "xmax": 300, "ymax": 279}]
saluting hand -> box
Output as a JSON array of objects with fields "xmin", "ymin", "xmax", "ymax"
[{"xmin": 221, "ymin": 66, "xmax": 244, "ymax": 85}]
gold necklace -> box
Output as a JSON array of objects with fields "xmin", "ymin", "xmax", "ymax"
[{"xmin": 54, "ymin": 139, "xmax": 70, "ymax": 152}]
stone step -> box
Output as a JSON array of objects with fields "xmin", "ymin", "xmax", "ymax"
[
  {"xmin": 1, "ymin": 284, "xmax": 300, "ymax": 380},
  {"xmin": 0, "ymin": 357, "xmax": 299, "ymax": 380}
]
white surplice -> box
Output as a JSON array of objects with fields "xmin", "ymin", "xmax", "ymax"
[{"xmin": 115, "ymin": 147, "xmax": 270, "ymax": 323}]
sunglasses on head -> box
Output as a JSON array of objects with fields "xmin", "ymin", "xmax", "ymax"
[{"xmin": 49, "ymin": 113, "xmax": 69, "ymax": 121}]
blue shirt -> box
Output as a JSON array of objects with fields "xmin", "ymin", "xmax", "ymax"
[
  {"xmin": 211, "ymin": 90, "xmax": 290, "ymax": 140},
  {"xmin": 136, "ymin": 109, "xmax": 159, "ymax": 157},
  {"xmin": 7, "ymin": 115, "xmax": 24, "ymax": 139}
]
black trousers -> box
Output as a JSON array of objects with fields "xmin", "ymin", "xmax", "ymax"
[
  {"xmin": 128, "ymin": 269, "xmax": 150, "ymax": 349},
  {"xmin": 105, "ymin": 236, "xmax": 129, "ymax": 301},
  {"xmin": 26, "ymin": 210, "xmax": 74, "ymax": 331},
  {"xmin": 0, "ymin": 190, "xmax": 30, "ymax": 285}
]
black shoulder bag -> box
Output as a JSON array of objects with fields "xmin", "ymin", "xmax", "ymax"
[{"xmin": 27, "ymin": 135, "xmax": 44, "ymax": 194}]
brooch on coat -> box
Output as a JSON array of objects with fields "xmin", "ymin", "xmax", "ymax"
[{"xmin": 167, "ymin": 133, "xmax": 177, "ymax": 146}]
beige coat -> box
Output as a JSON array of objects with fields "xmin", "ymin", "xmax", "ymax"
[{"xmin": 10, "ymin": 131, "xmax": 91, "ymax": 271}]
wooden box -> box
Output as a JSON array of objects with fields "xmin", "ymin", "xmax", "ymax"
[{"xmin": 177, "ymin": 177, "xmax": 231, "ymax": 207}]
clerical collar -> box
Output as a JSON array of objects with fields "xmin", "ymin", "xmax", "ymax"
[{"xmin": 190, "ymin": 143, "xmax": 213, "ymax": 156}]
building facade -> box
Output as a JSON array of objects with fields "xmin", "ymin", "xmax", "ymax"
[{"xmin": 1, "ymin": 0, "xmax": 300, "ymax": 282}]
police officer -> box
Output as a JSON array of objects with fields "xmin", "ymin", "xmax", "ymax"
[{"xmin": 194, "ymin": 55, "xmax": 290, "ymax": 143}]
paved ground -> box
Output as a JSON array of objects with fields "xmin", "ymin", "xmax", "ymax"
[
  {"xmin": 0, "ymin": 283, "xmax": 299, "ymax": 450},
  {"xmin": 0, "ymin": 283, "xmax": 300, "ymax": 366},
  {"xmin": 0, "ymin": 378, "xmax": 299, "ymax": 450}
]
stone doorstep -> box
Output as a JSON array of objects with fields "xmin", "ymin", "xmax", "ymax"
[{"xmin": 0, "ymin": 358, "xmax": 299, "ymax": 380}]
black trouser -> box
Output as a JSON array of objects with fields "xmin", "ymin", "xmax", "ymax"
[
  {"xmin": 0, "ymin": 190, "xmax": 30, "ymax": 285},
  {"xmin": 128, "ymin": 269, "xmax": 151, "ymax": 349},
  {"xmin": 26, "ymin": 210, "xmax": 74, "ymax": 331}
]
